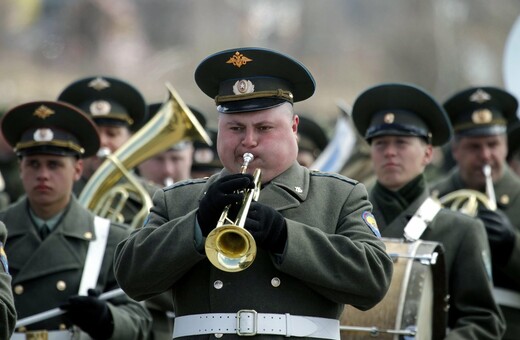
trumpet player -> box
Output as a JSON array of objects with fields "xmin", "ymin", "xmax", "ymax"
[
  {"xmin": 353, "ymin": 83, "xmax": 504, "ymax": 339},
  {"xmin": 431, "ymin": 86, "xmax": 520, "ymax": 340},
  {"xmin": 114, "ymin": 47, "xmax": 394, "ymax": 340}
]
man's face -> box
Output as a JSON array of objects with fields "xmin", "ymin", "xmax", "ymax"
[
  {"xmin": 83, "ymin": 125, "xmax": 132, "ymax": 178},
  {"xmin": 20, "ymin": 154, "xmax": 82, "ymax": 214},
  {"xmin": 217, "ymin": 103, "xmax": 299, "ymax": 183},
  {"xmin": 138, "ymin": 145, "xmax": 194, "ymax": 186},
  {"xmin": 371, "ymin": 135, "xmax": 433, "ymax": 191},
  {"xmin": 452, "ymin": 134, "xmax": 507, "ymax": 190}
]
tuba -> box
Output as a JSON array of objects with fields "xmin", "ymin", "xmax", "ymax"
[
  {"xmin": 205, "ymin": 153, "xmax": 261, "ymax": 272},
  {"xmin": 436, "ymin": 164, "xmax": 496, "ymax": 216},
  {"xmin": 78, "ymin": 83, "xmax": 212, "ymax": 229}
]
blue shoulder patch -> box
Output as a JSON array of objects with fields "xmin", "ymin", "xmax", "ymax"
[
  {"xmin": 362, "ymin": 211, "xmax": 381, "ymax": 238},
  {"xmin": 309, "ymin": 170, "xmax": 358, "ymax": 185},
  {"xmin": 0, "ymin": 241, "xmax": 9, "ymax": 274}
]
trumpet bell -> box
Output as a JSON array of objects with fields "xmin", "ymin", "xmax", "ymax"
[{"xmin": 205, "ymin": 224, "xmax": 257, "ymax": 272}]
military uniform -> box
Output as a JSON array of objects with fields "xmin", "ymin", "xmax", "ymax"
[
  {"xmin": 431, "ymin": 86, "xmax": 520, "ymax": 339},
  {"xmin": 0, "ymin": 221, "xmax": 16, "ymax": 339},
  {"xmin": 352, "ymin": 83, "xmax": 505, "ymax": 339},
  {"xmin": 0, "ymin": 101, "xmax": 152, "ymax": 339},
  {"xmin": 116, "ymin": 164, "xmax": 393, "ymax": 337},
  {"xmin": 1, "ymin": 197, "xmax": 152, "ymax": 338},
  {"xmin": 115, "ymin": 47, "xmax": 393, "ymax": 340}
]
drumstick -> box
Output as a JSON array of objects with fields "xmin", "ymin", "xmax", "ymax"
[{"xmin": 15, "ymin": 288, "xmax": 125, "ymax": 328}]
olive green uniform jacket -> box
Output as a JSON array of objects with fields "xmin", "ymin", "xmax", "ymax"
[
  {"xmin": 0, "ymin": 196, "xmax": 152, "ymax": 339},
  {"xmin": 0, "ymin": 221, "xmax": 16, "ymax": 339},
  {"xmin": 115, "ymin": 162, "xmax": 394, "ymax": 339},
  {"xmin": 370, "ymin": 187, "xmax": 505, "ymax": 339},
  {"xmin": 431, "ymin": 165, "xmax": 520, "ymax": 339}
]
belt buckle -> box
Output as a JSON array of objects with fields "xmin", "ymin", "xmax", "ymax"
[
  {"xmin": 25, "ymin": 330, "xmax": 48, "ymax": 340},
  {"xmin": 236, "ymin": 309, "xmax": 257, "ymax": 336}
]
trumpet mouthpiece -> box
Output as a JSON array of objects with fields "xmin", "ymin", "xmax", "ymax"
[{"xmin": 243, "ymin": 153, "xmax": 254, "ymax": 163}]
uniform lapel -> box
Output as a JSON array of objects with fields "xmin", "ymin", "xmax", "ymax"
[
  {"xmin": 11, "ymin": 197, "xmax": 94, "ymax": 284},
  {"xmin": 258, "ymin": 163, "xmax": 307, "ymax": 211}
]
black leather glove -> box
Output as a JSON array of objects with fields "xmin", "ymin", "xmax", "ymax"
[
  {"xmin": 60, "ymin": 289, "xmax": 114, "ymax": 339},
  {"xmin": 245, "ymin": 202, "xmax": 287, "ymax": 254},
  {"xmin": 477, "ymin": 208, "xmax": 516, "ymax": 265},
  {"xmin": 197, "ymin": 173, "xmax": 254, "ymax": 237}
]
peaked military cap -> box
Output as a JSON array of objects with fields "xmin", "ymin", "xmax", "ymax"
[
  {"xmin": 57, "ymin": 76, "xmax": 148, "ymax": 131},
  {"xmin": 352, "ymin": 83, "xmax": 452, "ymax": 146},
  {"xmin": 297, "ymin": 115, "xmax": 329, "ymax": 157},
  {"xmin": 443, "ymin": 86, "xmax": 518, "ymax": 136},
  {"xmin": 0, "ymin": 101, "xmax": 100, "ymax": 158},
  {"xmin": 195, "ymin": 47, "xmax": 315, "ymax": 113}
]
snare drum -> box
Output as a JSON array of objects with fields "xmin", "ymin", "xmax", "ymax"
[{"xmin": 340, "ymin": 238, "xmax": 447, "ymax": 339}]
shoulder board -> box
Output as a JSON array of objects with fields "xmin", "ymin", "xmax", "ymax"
[
  {"xmin": 164, "ymin": 178, "xmax": 208, "ymax": 192},
  {"xmin": 309, "ymin": 170, "xmax": 358, "ymax": 185}
]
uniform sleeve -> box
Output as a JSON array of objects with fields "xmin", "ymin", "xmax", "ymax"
[
  {"xmin": 445, "ymin": 217, "xmax": 505, "ymax": 339},
  {"xmin": 0, "ymin": 222, "xmax": 16, "ymax": 339},
  {"xmin": 105, "ymin": 223, "xmax": 154, "ymax": 339},
  {"xmin": 278, "ymin": 182, "xmax": 394, "ymax": 311},
  {"xmin": 114, "ymin": 188, "xmax": 206, "ymax": 302}
]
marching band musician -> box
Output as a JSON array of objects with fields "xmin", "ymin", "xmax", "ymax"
[
  {"xmin": 431, "ymin": 86, "xmax": 520, "ymax": 340},
  {"xmin": 114, "ymin": 47, "xmax": 394, "ymax": 340},
  {"xmin": 0, "ymin": 101, "xmax": 152, "ymax": 339},
  {"xmin": 0, "ymin": 221, "xmax": 16, "ymax": 339},
  {"xmin": 57, "ymin": 75, "xmax": 161, "ymax": 226},
  {"xmin": 352, "ymin": 83, "xmax": 505, "ymax": 339}
]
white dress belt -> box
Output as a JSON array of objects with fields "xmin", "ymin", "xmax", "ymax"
[
  {"xmin": 11, "ymin": 330, "xmax": 72, "ymax": 340},
  {"xmin": 493, "ymin": 287, "xmax": 520, "ymax": 309},
  {"xmin": 173, "ymin": 310, "xmax": 340, "ymax": 339}
]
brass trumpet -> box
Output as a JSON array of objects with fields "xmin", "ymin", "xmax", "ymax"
[
  {"xmin": 205, "ymin": 153, "xmax": 261, "ymax": 272},
  {"xmin": 437, "ymin": 164, "xmax": 496, "ymax": 216}
]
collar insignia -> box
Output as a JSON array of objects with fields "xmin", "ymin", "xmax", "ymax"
[
  {"xmin": 294, "ymin": 186, "xmax": 303, "ymax": 193},
  {"xmin": 226, "ymin": 52, "xmax": 253, "ymax": 68}
]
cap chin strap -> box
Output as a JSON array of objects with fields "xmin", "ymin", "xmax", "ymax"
[{"xmin": 215, "ymin": 89, "xmax": 293, "ymax": 105}]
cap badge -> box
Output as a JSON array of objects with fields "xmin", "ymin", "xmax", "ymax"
[
  {"xmin": 88, "ymin": 77, "xmax": 111, "ymax": 91},
  {"xmin": 233, "ymin": 80, "xmax": 255, "ymax": 95},
  {"xmin": 471, "ymin": 109, "xmax": 492, "ymax": 124},
  {"xmin": 469, "ymin": 89, "xmax": 491, "ymax": 104},
  {"xmin": 33, "ymin": 105, "xmax": 55, "ymax": 119},
  {"xmin": 90, "ymin": 100, "xmax": 111, "ymax": 116},
  {"xmin": 226, "ymin": 52, "xmax": 253, "ymax": 68},
  {"xmin": 33, "ymin": 128, "xmax": 54, "ymax": 142},
  {"xmin": 384, "ymin": 112, "xmax": 395, "ymax": 124}
]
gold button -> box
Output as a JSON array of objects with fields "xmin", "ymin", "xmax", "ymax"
[
  {"xmin": 59, "ymin": 323, "xmax": 67, "ymax": 330},
  {"xmin": 499, "ymin": 194, "xmax": 510, "ymax": 205},
  {"xmin": 84, "ymin": 231, "xmax": 93, "ymax": 240},
  {"xmin": 14, "ymin": 285, "xmax": 24, "ymax": 295},
  {"xmin": 271, "ymin": 277, "xmax": 281, "ymax": 287},
  {"xmin": 56, "ymin": 280, "xmax": 67, "ymax": 291},
  {"xmin": 214, "ymin": 334, "xmax": 223, "ymax": 338}
]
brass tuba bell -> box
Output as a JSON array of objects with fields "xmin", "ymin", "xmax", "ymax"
[
  {"xmin": 205, "ymin": 153, "xmax": 261, "ymax": 272},
  {"xmin": 78, "ymin": 83, "xmax": 212, "ymax": 228}
]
